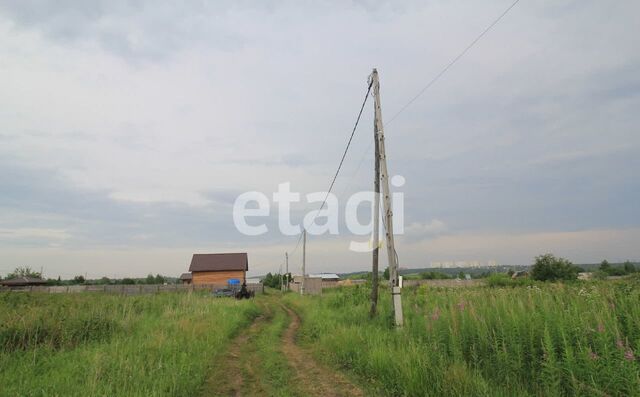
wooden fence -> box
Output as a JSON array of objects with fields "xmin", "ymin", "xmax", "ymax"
[{"xmin": 0, "ymin": 283, "xmax": 264, "ymax": 295}]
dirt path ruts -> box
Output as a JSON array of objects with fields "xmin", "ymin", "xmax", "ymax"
[
  {"xmin": 202, "ymin": 300, "xmax": 366, "ymax": 397},
  {"xmin": 200, "ymin": 313, "xmax": 269, "ymax": 397},
  {"xmin": 280, "ymin": 304, "xmax": 365, "ymax": 397}
]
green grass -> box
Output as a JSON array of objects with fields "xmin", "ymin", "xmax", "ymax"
[
  {"xmin": 249, "ymin": 305, "xmax": 301, "ymax": 396},
  {"xmin": 0, "ymin": 292, "xmax": 259, "ymax": 397},
  {"xmin": 286, "ymin": 279, "xmax": 640, "ymax": 396}
]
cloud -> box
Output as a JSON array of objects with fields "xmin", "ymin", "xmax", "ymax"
[
  {"xmin": 0, "ymin": 0, "xmax": 639, "ymax": 276},
  {"xmin": 402, "ymin": 220, "xmax": 447, "ymax": 242},
  {"xmin": 0, "ymin": 228, "xmax": 70, "ymax": 241}
]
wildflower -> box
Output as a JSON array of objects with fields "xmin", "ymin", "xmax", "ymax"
[
  {"xmin": 625, "ymin": 349, "xmax": 635, "ymax": 361},
  {"xmin": 457, "ymin": 301, "xmax": 465, "ymax": 312},
  {"xmin": 597, "ymin": 322, "xmax": 605, "ymax": 333},
  {"xmin": 588, "ymin": 350, "xmax": 599, "ymax": 360},
  {"xmin": 616, "ymin": 339, "xmax": 625, "ymax": 349},
  {"xmin": 431, "ymin": 307, "xmax": 441, "ymax": 321}
]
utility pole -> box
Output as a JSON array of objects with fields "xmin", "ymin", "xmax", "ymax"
[
  {"xmin": 279, "ymin": 262, "xmax": 284, "ymax": 292},
  {"xmin": 285, "ymin": 252, "xmax": 289, "ymax": 291},
  {"xmin": 370, "ymin": 90, "xmax": 381, "ymax": 318},
  {"xmin": 371, "ymin": 68, "xmax": 403, "ymax": 327},
  {"xmin": 301, "ymin": 229, "xmax": 306, "ymax": 295}
]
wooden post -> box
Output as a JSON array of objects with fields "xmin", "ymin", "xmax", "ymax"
[
  {"xmin": 370, "ymin": 91, "xmax": 381, "ymax": 318},
  {"xmin": 371, "ymin": 68, "xmax": 403, "ymax": 327},
  {"xmin": 301, "ymin": 229, "xmax": 306, "ymax": 295}
]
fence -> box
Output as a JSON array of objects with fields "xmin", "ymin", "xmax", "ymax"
[
  {"xmin": 0, "ymin": 283, "xmax": 264, "ymax": 295},
  {"xmin": 290, "ymin": 277, "xmax": 323, "ymax": 295}
]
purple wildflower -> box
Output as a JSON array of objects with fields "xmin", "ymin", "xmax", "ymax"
[{"xmin": 625, "ymin": 349, "xmax": 635, "ymax": 361}]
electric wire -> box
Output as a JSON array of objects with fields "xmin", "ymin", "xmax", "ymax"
[
  {"xmin": 290, "ymin": 78, "xmax": 374, "ymax": 258},
  {"xmin": 289, "ymin": 0, "xmax": 521, "ymax": 263},
  {"xmin": 386, "ymin": 0, "xmax": 521, "ymax": 126}
]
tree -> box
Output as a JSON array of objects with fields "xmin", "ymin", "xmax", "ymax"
[
  {"xmin": 121, "ymin": 278, "xmax": 135, "ymax": 285},
  {"xmin": 7, "ymin": 266, "xmax": 41, "ymax": 279},
  {"xmin": 73, "ymin": 275, "xmax": 86, "ymax": 284},
  {"xmin": 383, "ymin": 267, "xmax": 390, "ymax": 280},
  {"xmin": 599, "ymin": 260, "xmax": 611, "ymax": 273},
  {"xmin": 530, "ymin": 254, "xmax": 578, "ymax": 282},
  {"xmin": 624, "ymin": 261, "xmax": 636, "ymax": 274},
  {"xmin": 262, "ymin": 272, "xmax": 282, "ymax": 289}
]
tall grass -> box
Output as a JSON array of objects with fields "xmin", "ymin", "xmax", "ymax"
[
  {"xmin": 0, "ymin": 292, "xmax": 259, "ymax": 397},
  {"xmin": 286, "ymin": 280, "xmax": 640, "ymax": 396}
]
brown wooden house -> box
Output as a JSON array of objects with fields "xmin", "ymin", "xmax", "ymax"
[{"xmin": 188, "ymin": 253, "xmax": 248, "ymax": 285}]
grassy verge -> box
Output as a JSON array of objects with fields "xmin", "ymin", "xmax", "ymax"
[
  {"xmin": 0, "ymin": 292, "xmax": 259, "ymax": 397},
  {"xmin": 285, "ymin": 280, "xmax": 640, "ymax": 396}
]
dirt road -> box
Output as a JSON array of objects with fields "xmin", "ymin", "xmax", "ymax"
[{"xmin": 201, "ymin": 300, "xmax": 365, "ymax": 397}]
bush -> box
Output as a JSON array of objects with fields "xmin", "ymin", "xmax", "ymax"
[
  {"xmin": 530, "ymin": 254, "xmax": 578, "ymax": 281},
  {"xmin": 420, "ymin": 271, "xmax": 451, "ymax": 280}
]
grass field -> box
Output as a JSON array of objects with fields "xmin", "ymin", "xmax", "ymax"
[
  {"xmin": 2, "ymin": 280, "xmax": 639, "ymax": 396},
  {"xmin": 287, "ymin": 278, "xmax": 640, "ymax": 396},
  {"xmin": 0, "ymin": 292, "xmax": 259, "ymax": 396}
]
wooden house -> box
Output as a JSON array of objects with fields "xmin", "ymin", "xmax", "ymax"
[{"xmin": 188, "ymin": 253, "xmax": 248, "ymax": 285}]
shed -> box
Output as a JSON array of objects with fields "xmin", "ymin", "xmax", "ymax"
[
  {"xmin": 179, "ymin": 272, "xmax": 192, "ymax": 285},
  {"xmin": 188, "ymin": 253, "xmax": 248, "ymax": 285}
]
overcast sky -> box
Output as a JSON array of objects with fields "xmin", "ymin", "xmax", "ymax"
[{"xmin": 1, "ymin": 0, "xmax": 639, "ymax": 278}]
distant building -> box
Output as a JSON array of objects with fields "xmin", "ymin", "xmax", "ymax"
[
  {"xmin": 179, "ymin": 273, "xmax": 192, "ymax": 285},
  {"xmin": 309, "ymin": 273, "xmax": 340, "ymax": 282},
  {"xmin": 511, "ymin": 270, "xmax": 529, "ymax": 279},
  {"xmin": 0, "ymin": 277, "xmax": 48, "ymax": 287},
  {"xmin": 290, "ymin": 275, "xmax": 323, "ymax": 295},
  {"xmin": 188, "ymin": 253, "xmax": 248, "ymax": 285},
  {"xmin": 578, "ymin": 272, "xmax": 593, "ymax": 280}
]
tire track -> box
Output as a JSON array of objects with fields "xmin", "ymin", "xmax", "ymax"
[{"xmin": 280, "ymin": 304, "xmax": 365, "ymax": 397}]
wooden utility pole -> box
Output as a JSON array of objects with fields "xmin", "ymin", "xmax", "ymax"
[
  {"xmin": 285, "ymin": 252, "xmax": 289, "ymax": 291},
  {"xmin": 370, "ymin": 92, "xmax": 381, "ymax": 318},
  {"xmin": 301, "ymin": 229, "xmax": 306, "ymax": 295},
  {"xmin": 279, "ymin": 262, "xmax": 284, "ymax": 292},
  {"xmin": 371, "ymin": 68, "xmax": 403, "ymax": 327}
]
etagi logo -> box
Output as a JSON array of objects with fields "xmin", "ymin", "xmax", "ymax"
[{"xmin": 233, "ymin": 176, "xmax": 405, "ymax": 252}]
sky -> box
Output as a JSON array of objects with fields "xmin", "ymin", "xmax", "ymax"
[{"xmin": 1, "ymin": 0, "xmax": 639, "ymax": 278}]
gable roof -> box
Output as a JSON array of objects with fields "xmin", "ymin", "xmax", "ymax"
[
  {"xmin": 179, "ymin": 273, "xmax": 192, "ymax": 280},
  {"xmin": 188, "ymin": 253, "xmax": 248, "ymax": 272}
]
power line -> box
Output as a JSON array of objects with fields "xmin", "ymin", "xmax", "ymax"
[
  {"xmin": 290, "ymin": 0, "xmax": 521, "ymax": 260},
  {"xmin": 336, "ymin": 0, "xmax": 522, "ymax": 199},
  {"xmin": 386, "ymin": 0, "xmax": 521, "ymax": 125},
  {"xmin": 311, "ymin": 79, "xmax": 374, "ymax": 218},
  {"xmin": 291, "ymin": 77, "xmax": 374, "ymax": 257}
]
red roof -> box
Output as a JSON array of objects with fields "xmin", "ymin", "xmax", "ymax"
[{"xmin": 188, "ymin": 253, "xmax": 248, "ymax": 272}]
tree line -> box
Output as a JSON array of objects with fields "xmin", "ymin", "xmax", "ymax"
[{"xmin": 1, "ymin": 266, "xmax": 177, "ymax": 285}]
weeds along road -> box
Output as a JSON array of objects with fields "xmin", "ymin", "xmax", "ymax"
[{"xmin": 201, "ymin": 296, "xmax": 366, "ymax": 397}]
